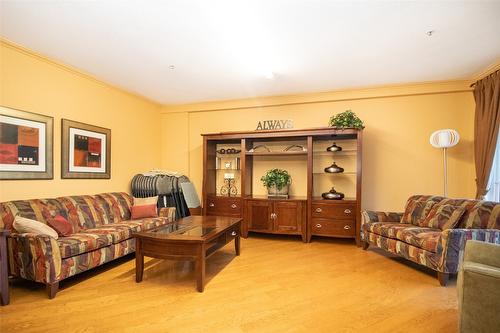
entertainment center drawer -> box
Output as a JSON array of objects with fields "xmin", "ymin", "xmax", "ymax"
[
  {"xmin": 311, "ymin": 202, "xmax": 356, "ymax": 220},
  {"xmin": 311, "ymin": 218, "xmax": 355, "ymax": 237},
  {"xmin": 206, "ymin": 196, "xmax": 242, "ymax": 217}
]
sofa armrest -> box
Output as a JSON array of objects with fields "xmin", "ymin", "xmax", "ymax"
[
  {"xmin": 159, "ymin": 207, "xmax": 176, "ymax": 221},
  {"xmin": 463, "ymin": 240, "xmax": 500, "ymax": 268},
  {"xmin": 361, "ymin": 210, "xmax": 403, "ymax": 224},
  {"xmin": 439, "ymin": 229, "xmax": 500, "ymax": 273},
  {"xmin": 8, "ymin": 233, "xmax": 61, "ymax": 283}
]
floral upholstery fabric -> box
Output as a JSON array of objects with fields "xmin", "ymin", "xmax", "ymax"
[
  {"xmin": 462, "ymin": 201, "xmax": 500, "ymax": 229},
  {"xmin": 420, "ymin": 204, "xmax": 466, "ymax": 230},
  {"xmin": 57, "ymin": 195, "xmax": 109, "ymax": 230},
  {"xmin": 95, "ymin": 192, "xmax": 133, "ymax": 222},
  {"xmin": 401, "ymin": 200, "xmax": 437, "ymax": 226},
  {"xmin": 361, "ymin": 210, "xmax": 403, "ymax": 224},
  {"xmin": 363, "ymin": 222, "xmax": 414, "ymax": 238},
  {"xmin": 57, "ymin": 233, "xmax": 112, "ymax": 259},
  {"xmin": 395, "ymin": 228, "xmax": 442, "ymax": 253}
]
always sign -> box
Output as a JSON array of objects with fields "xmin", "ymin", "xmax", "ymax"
[{"xmin": 255, "ymin": 119, "xmax": 293, "ymax": 131}]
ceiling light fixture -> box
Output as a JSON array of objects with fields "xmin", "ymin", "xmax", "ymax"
[
  {"xmin": 426, "ymin": 30, "xmax": 435, "ymax": 36},
  {"xmin": 169, "ymin": 65, "xmax": 175, "ymax": 70}
]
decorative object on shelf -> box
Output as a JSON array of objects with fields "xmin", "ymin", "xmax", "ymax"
[
  {"xmin": 261, "ymin": 168, "xmax": 291, "ymax": 198},
  {"xmin": 321, "ymin": 187, "xmax": 345, "ymax": 200},
  {"xmin": 61, "ymin": 119, "xmax": 111, "ymax": 179},
  {"xmin": 220, "ymin": 176, "xmax": 237, "ymax": 197},
  {"xmin": 326, "ymin": 142, "xmax": 342, "ymax": 152},
  {"xmin": 0, "ymin": 106, "xmax": 54, "ymax": 180},
  {"xmin": 248, "ymin": 144, "xmax": 271, "ymax": 153},
  {"xmin": 430, "ymin": 129, "xmax": 460, "ymax": 196},
  {"xmin": 324, "ymin": 161, "xmax": 344, "ymax": 173},
  {"xmin": 224, "ymin": 161, "xmax": 232, "ymax": 169},
  {"xmin": 216, "ymin": 148, "xmax": 241, "ymax": 154},
  {"xmin": 256, "ymin": 119, "xmax": 293, "ymax": 131},
  {"xmin": 284, "ymin": 144, "xmax": 307, "ymax": 152},
  {"xmin": 329, "ymin": 110, "xmax": 365, "ymax": 129}
]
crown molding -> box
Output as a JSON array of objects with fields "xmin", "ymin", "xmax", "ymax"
[
  {"xmin": 471, "ymin": 59, "xmax": 500, "ymax": 82},
  {"xmin": 1, "ymin": 38, "xmax": 161, "ymax": 108},
  {"xmin": 161, "ymin": 80, "xmax": 473, "ymax": 114}
]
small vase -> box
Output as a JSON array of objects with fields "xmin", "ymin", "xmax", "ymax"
[
  {"xmin": 322, "ymin": 187, "xmax": 345, "ymax": 200},
  {"xmin": 324, "ymin": 162, "xmax": 344, "ymax": 173}
]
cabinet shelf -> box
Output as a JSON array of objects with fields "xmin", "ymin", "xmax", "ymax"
[
  {"xmin": 313, "ymin": 150, "xmax": 357, "ymax": 156},
  {"xmin": 313, "ymin": 172, "xmax": 357, "ymax": 175},
  {"xmin": 246, "ymin": 151, "xmax": 307, "ymax": 156}
]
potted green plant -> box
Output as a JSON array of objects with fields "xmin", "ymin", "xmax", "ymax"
[
  {"xmin": 260, "ymin": 169, "xmax": 291, "ymax": 198},
  {"xmin": 329, "ymin": 110, "xmax": 365, "ymax": 129}
]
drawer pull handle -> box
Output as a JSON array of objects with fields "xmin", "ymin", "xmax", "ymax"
[
  {"xmin": 344, "ymin": 209, "xmax": 352, "ymax": 214},
  {"xmin": 231, "ymin": 204, "xmax": 237, "ymax": 209},
  {"xmin": 315, "ymin": 208, "xmax": 322, "ymax": 213},
  {"xmin": 209, "ymin": 203, "xmax": 215, "ymax": 207},
  {"xmin": 344, "ymin": 225, "xmax": 351, "ymax": 230},
  {"xmin": 316, "ymin": 224, "xmax": 322, "ymax": 228},
  {"xmin": 231, "ymin": 231, "xmax": 237, "ymax": 236}
]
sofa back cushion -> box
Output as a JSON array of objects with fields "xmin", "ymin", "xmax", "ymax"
[
  {"xmin": 461, "ymin": 201, "xmax": 500, "ymax": 229},
  {"xmin": 419, "ymin": 204, "xmax": 466, "ymax": 230},
  {"xmin": 401, "ymin": 195, "xmax": 444, "ymax": 225},
  {"xmin": 95, "ymin": 192, "xmax": 132, "ymax": 222},
  {"xmin": 57, "ymin": 195, "xmax": 110, "ymax": 230},
  {"xmin": 0, "ymin": 199, "xmax": 69, "ymax": 231}
]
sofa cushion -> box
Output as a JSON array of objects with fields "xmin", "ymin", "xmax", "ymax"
[
  {"xmin": 13, "ymin": 215, "xmax": 59, "ymax": 239},
  {"xmin": 0, "ymin": 199, "xmax": 68, "ymax": 231},
  {"xmin": 462, "ymin": 201, "xmax": 500, "ymax": 229},
  {"xmin": 57, "ymin": 232, "xmax": 112, "ymax": 258},
  {"xmin": 420, "ymin": 204, "xmax": 466, "ymax": 230},
  {"xmin": 401, "ymin": 200, "xmax": 437, "ymax": 226},
  {"xmin": 363, "ymin": 221, "xmax": 442, "ymax": 253},
  {"xmin": 57, "ymin": 195, "xmax": 110, "ymax": 230},
  {"xmin": 95, "ymin": 192, "xmax": 133, "ymax": 222},
  {"xmin": 435, "ymin": 198, "xmax": 479, "ymax": 228},
  {"xmin": 363, "ymin": 222, "xmax": 415, "ymax": 238},
  {"xmin": 48, "ymin": 215, "xmax": 74, "ymax": 237},
  {"xmin": 395, "ymin": 227, "xmax": 442, "ymax": 253}
]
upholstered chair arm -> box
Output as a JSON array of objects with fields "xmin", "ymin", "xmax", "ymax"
[
  {"xmin": 457, "ymin": 240, "xmax": 500, "ymax": 332},
  {"xmin": 438, "ymin": 229, "xmax": 500, "ymax": 273},
  {"xmin": 8, "ymin": 233, "xmax": 61, "ymax": 284},
  {"xmin": 159, "ymin": 207, "xmax": 176, "ymax": 221}
]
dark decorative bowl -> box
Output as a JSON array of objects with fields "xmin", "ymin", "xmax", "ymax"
[
  {"xmin": 324, "ymin": 162, "xmax": 344, "ymax": 173},
  {"xmin": 326, "ymin": 142, "xmax": 342, "ymax": 152},
  {"xmin": 322, "ymin": 187, "xmax": 344, "ymax": 200}
]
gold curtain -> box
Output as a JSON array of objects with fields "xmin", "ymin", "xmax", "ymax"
[{"xmin": 473, "ymin": 70, "xmax": 500, "ymax": 199}]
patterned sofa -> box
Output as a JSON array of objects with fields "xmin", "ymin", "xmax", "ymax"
[
  {"xmin": 0, "ymin": 192, "xmax": 175, "ymax": 299},
  {"xmin": 361, "ymin": 195, "xmax": 500, "ymax": 286}
]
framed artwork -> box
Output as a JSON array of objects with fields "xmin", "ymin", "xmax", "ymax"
[
  {"xmin": 0, "ymin": 106, "xmax": 53, "ymax": 180},
  {"xmin": 61, "ymin": 119, "xmax": 111, "ymax": 179}
]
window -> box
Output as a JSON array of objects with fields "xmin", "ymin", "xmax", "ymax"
[{"xmin": 486, "ymin": 132, "xmax": 500, "ymax": 202}]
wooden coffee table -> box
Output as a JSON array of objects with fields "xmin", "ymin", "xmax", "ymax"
[{"xmin": 133, "ymin": 215, "xmax": 241, "ymax": 292}]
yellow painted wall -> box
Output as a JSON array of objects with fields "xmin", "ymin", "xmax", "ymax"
[
  {"xmin": 0, "ymin": 41, "xmax": 162, "ymax": 201},
  {"xmin": 161, "ymin": 83, "xmax": 476, "ymax": 212}
]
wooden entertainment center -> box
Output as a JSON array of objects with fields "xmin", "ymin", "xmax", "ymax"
[{"xmin": 201, "ymin": 127, "xmax": 362, "ymax": 245}]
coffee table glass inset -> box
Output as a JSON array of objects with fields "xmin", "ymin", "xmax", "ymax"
[{"xmin": 133, "ymin": 216, "xmax": 242, "ymax": 292}]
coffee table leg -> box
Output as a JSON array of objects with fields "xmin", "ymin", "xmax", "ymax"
[
  {"xmin": 196, "ymin": 244, "xmax": 205, "ymax": 292},
  {"xmin": 235, "ymin": 235, "xmax": 240, "ymax": 256},
  {"xmin": 135, "ymin": 239, "xmax": 144, "ymax": 283}
]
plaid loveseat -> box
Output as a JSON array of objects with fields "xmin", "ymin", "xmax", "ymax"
[
  {"xmin": 361, "ymin": 195, "xmax": 500, "ymax": 286},
  {"xmin": 0, "ymin": 192, "xmax": 175, "ymax": 298}
]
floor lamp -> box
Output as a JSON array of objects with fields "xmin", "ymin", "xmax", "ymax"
[{"xmin": 430, "ymin": 129, "xmax": 460, "ymax": 197}]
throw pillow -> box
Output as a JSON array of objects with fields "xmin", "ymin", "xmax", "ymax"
[
  {"xmin": 420, "ymin": 204, "xmax": 466, "ymax": 230},
  {"xmin": 48, "ymin": 214, "xmax": 74, "ymax": 237},
  {"xmin": 13, "ymin": 215, "xmax": 59, "ymax": 239},
  {"xmin": 401, "ymin": 200, "xmax": 436, "ymax": 226},
  {"xmin": 131, "ymin": 204, "xmax": 158, "ymax": 219},
  {"xmin": 133, "ymin": 196, "xmax": 158, "ymax": 206}
]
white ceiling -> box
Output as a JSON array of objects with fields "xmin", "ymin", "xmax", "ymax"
[{"xmin": 1, "ymin": 1, "xmax": 500, "ymax": 104}]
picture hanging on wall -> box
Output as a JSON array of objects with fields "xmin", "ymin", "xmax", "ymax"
[
  {"xmin": 61, "ymin": 119, "xmax": 111, "ymax": 179},
  {"xmin": 0, "ymin": 106, "xmax": 53, "ymax": 180}
]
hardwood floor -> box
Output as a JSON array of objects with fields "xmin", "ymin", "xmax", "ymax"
[{"xmin": 0, "ymin": 235, "xmax": 458, "ymax": 332}]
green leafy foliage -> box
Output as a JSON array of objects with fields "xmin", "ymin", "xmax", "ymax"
[
  {"xmin": 328, "ymin": 110, "xmax": 365, "ymax": 129},
  {"xmin": 260, "ymin": 169, "xmax": 291, "ymax": 190}
]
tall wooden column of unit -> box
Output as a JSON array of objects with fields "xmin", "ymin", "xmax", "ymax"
[{"xmin": 201, "ymin": 128, "xmax": 363, "ymax": 245}]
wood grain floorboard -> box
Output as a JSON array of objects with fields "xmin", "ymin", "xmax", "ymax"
[{"xmin": 0, "ymin": 235, "xmax": 458, "ymax": 333}]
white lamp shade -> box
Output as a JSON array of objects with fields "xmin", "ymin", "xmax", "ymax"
[{"xmin": 430, "ymin": 129, "xmax": 460, "ymax": 148}]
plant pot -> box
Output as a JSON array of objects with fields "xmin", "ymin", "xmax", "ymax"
[{"xmin": 267, "ymin": 184, "xmax": 289, "ymax": 198}]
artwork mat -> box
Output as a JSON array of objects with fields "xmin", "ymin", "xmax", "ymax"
[
  {"xmin": 0, "ymin": 106, "xmax": 53, "ymax": 179},
  {"xmin": 61, "ymin": 119, "xmax": 111, "ymax": 179},
  {"xmin": 68, "ymin": 127, "xmax": 106, "ymax": 173}
]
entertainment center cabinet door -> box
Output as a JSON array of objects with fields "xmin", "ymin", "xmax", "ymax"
[
  {"xmin": 273, "ymin": 201, "xmax": 304, "ymax": 234},
  {"xmin": 245, "ymin": 200, "xmax": 273, "ymax": 232}
]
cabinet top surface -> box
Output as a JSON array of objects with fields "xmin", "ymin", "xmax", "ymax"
[{"xmin": 202, "ymin": 127, "xmax": 362, "ymax": 139}]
